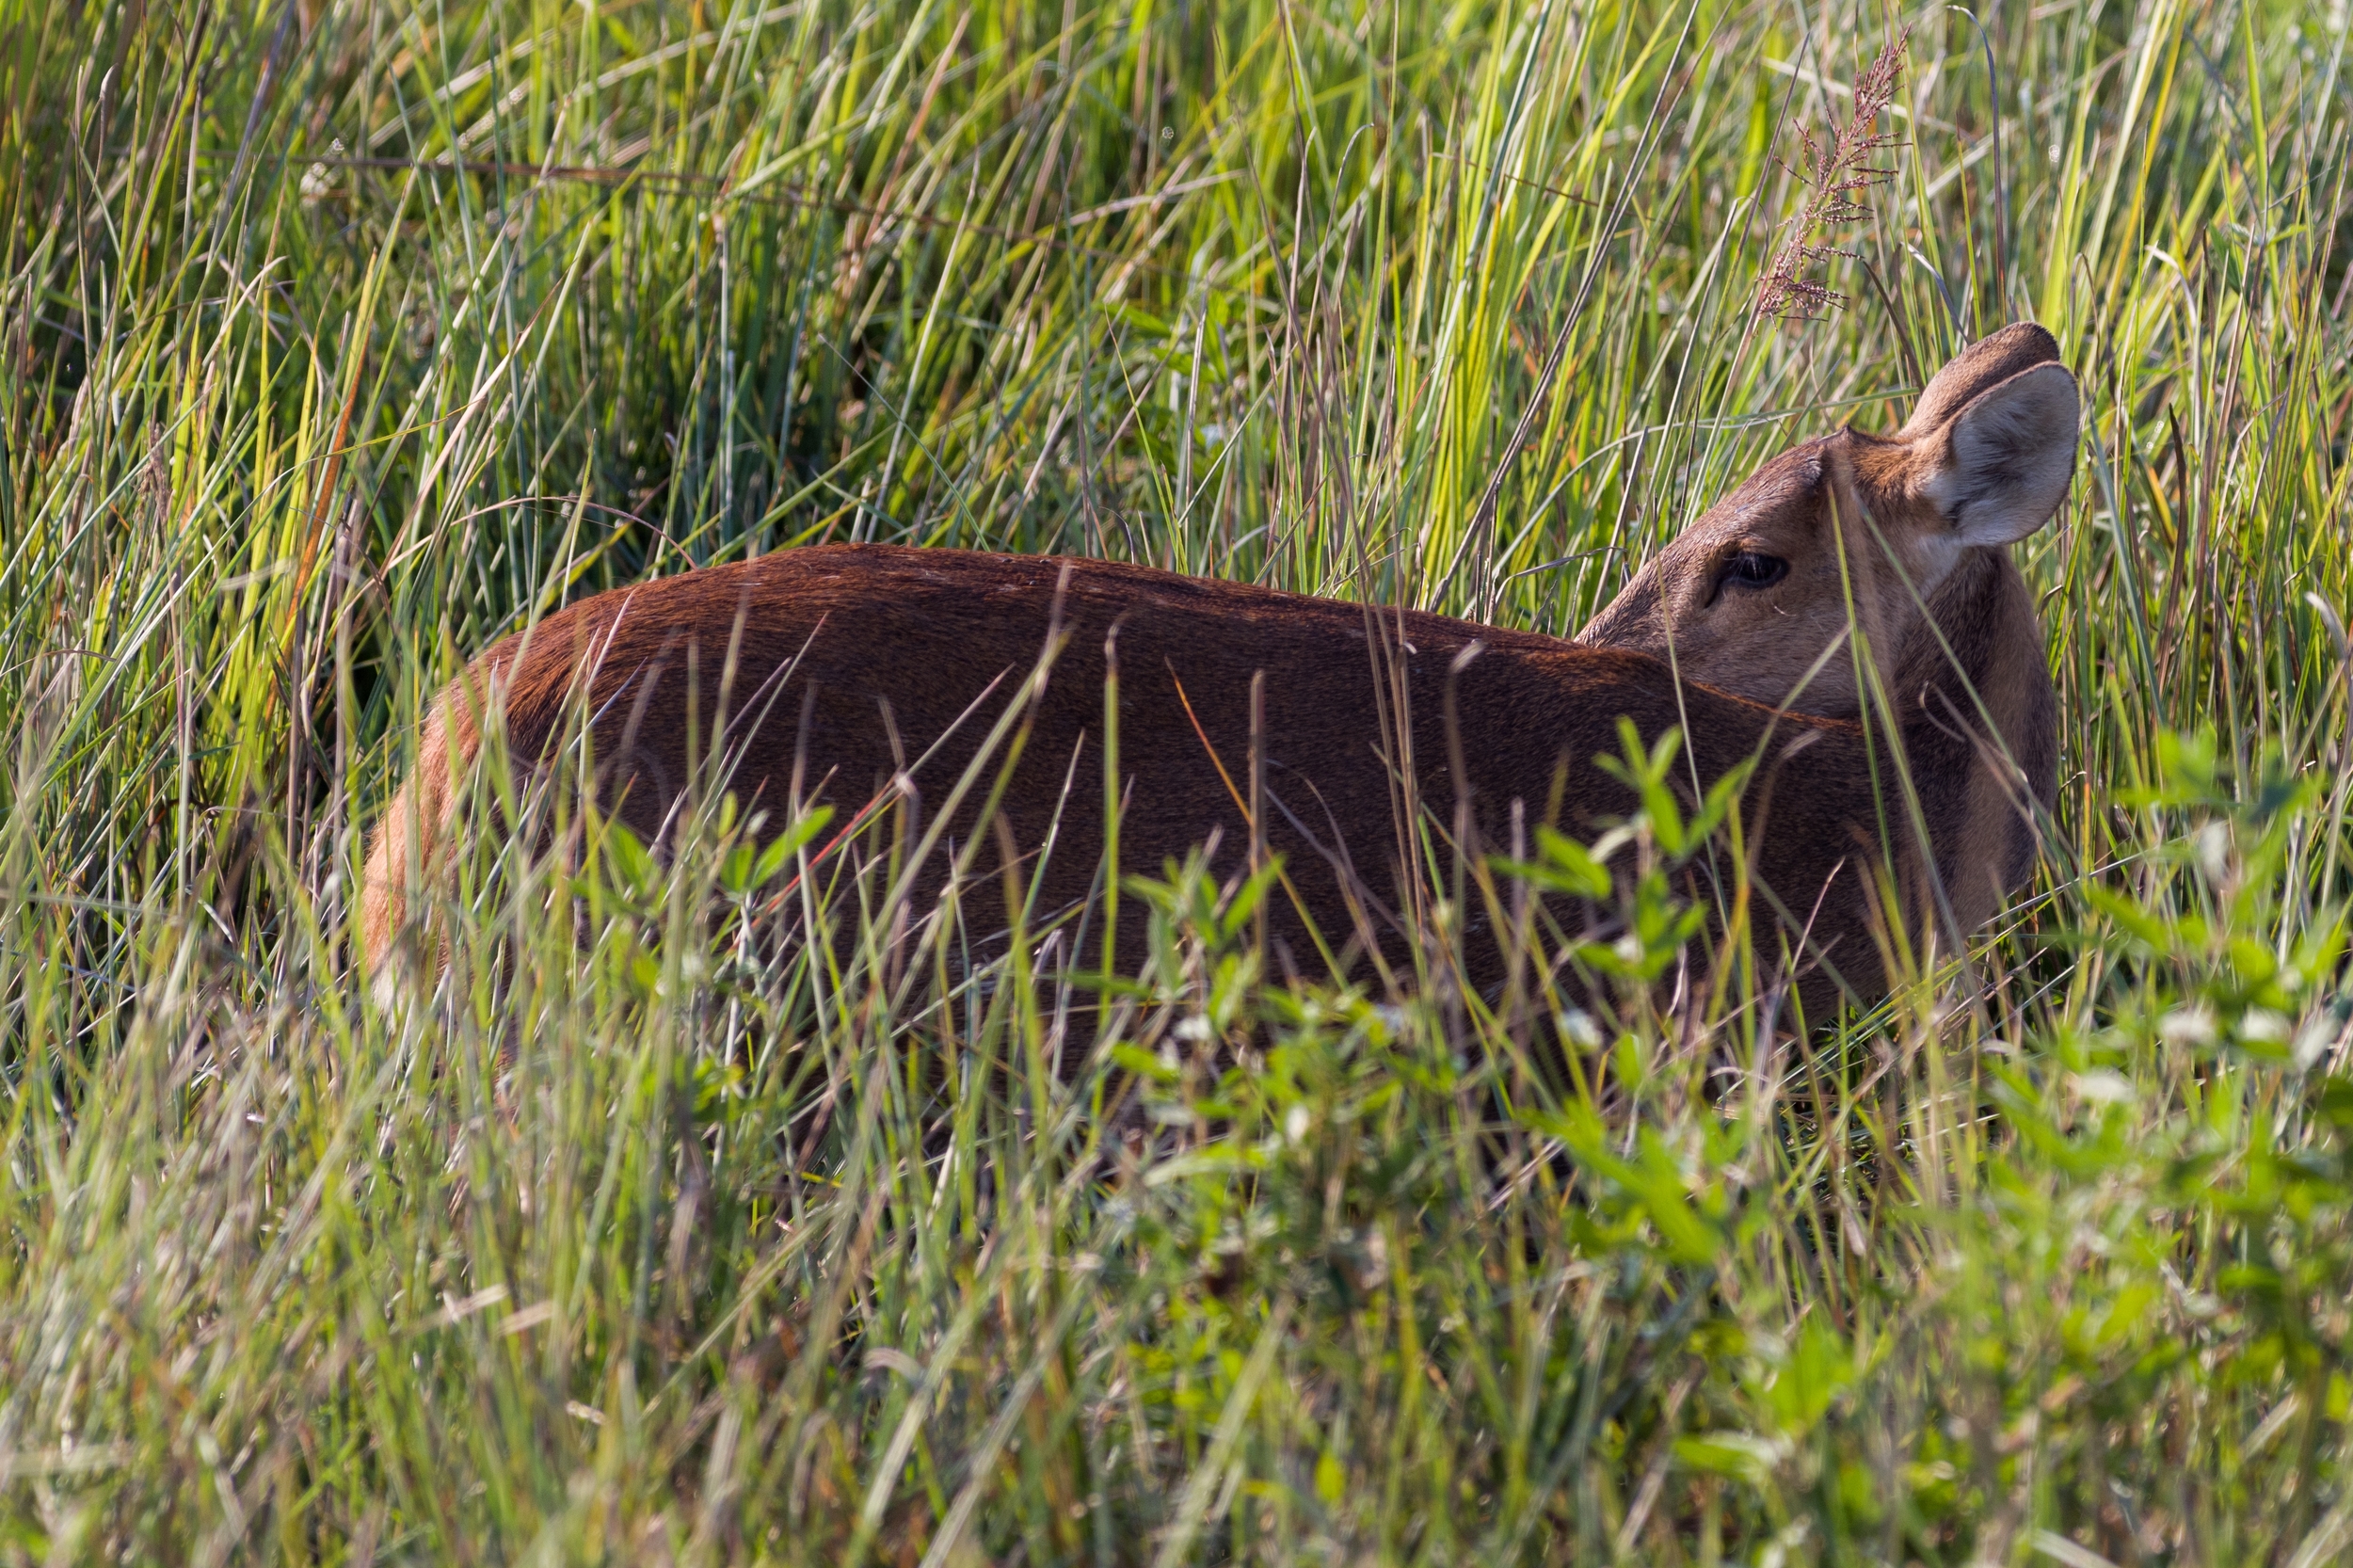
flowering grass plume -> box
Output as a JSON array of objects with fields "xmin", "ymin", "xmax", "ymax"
[{"xmin": 1759, "ymin": 28, "xmax": 1911, "ymax": 319}]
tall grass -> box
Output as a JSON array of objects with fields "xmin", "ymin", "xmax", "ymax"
[{"xmin": 3, "ymin": 0, "xmax": 2352, "ymax": 1559}]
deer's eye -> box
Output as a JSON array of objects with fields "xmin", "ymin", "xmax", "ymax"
[{"xmin": 1722, "ymin": 552, "xmax": 1789, "ymax": 590}]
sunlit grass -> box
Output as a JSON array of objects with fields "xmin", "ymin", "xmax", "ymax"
[{"xmin": 3, "ymin": 0, "xmax": 2351, "ymax": 1560}]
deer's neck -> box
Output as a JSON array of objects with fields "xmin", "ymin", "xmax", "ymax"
[{"xmin": 1892, "ymin": 547, "xmax": 2058, "ymax": 937}]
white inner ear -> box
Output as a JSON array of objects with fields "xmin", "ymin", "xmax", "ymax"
[{"xmin": 1921, "ymin": 362, "xmax": 2080, "ymax": 547}]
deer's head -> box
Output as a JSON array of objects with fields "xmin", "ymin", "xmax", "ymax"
[{"xmin": 1580, "ymin": 322, "xmax": 2080, "ymax": 716}]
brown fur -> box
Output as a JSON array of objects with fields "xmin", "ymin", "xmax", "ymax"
[
  {"xmin": 361, "ymin": 326, "xmax": 2078, "ymax": 1020},
  {"xmin": 1577, "ymin": 323, "xmax": 2075, "ymax": 941}
]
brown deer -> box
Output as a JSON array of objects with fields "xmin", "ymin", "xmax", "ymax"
[{"xmin": 360, "ymin": 323, "xmax": 2077, "ymax": 1020}]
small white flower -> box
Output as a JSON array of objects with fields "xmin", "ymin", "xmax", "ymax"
[
  {"xmin": 2194, "ymin": 821, "xmax": 2231, "ymax": 883},
  {"xmin": 2072, "ymin": 1069, "xmax": 2134, "ymax": 1105},
  {"xmin": 1556, "ymin": 1009, "xmax": 1603, "ymax": 1048},
  {"xmin": 2240, "ymin": 1008, "xmax": 2291, "ymax": 1044},
  {"xmin": 2159, "ymin": 1005, "xmax": 2217, "ymax": 1048},
  {"xmin": 2294, "ymin": 1013, "xmax": 2341, "ymax": 1070}
]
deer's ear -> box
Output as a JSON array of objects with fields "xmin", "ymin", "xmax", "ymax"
[
  {"xmin": 1919, "ymin": 361, "xmax": 2079, "ymax": 547},
  {"xmin": 1900, "ymin": 321, "xmax": 2062, "ymax": 435}
]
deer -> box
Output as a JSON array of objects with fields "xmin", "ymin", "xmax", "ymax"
[{"xmin": 360, "ymin": 323, "xmax": 2078, "ymax": 1024}]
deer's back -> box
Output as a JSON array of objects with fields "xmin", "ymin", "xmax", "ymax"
[{"xmin": 450, "ymin": 546, "xmax": 1887, "ymax": 998}]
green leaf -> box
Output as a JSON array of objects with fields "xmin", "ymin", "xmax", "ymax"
[
  {"xmin": 2083, "ymin": 885, "xmax": 2173, "ymax": 952},
  {"xmin": 1597, "ymin": 718, "xmax": 1689, "ymax": 856},
  {"xmin": 604, "ymin": 823, "xmax": 657, "ymax": 900},
  {"xmin": 1314, "ymin": 1451, "xmax": 1345, "ymax": 1505},
  {"xmin": 752, "ymin": 805, "xmax": 837, "ymax": 888},
  {"xmin": 1673, "ymin": 1432, "xmax": 1785, "ymax": 1485},
  {"xmin": 1685, "ymin": 757, "xmax": 1756, "ymax": 850},
  {"xmin": 1218, "ymin": 856, "xmax": 1287, "ymax": 942}
]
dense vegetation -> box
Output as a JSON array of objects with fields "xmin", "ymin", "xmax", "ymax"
[{"xmin": 4, "ymin": 0, "xmax": 2352, "ymax": 1559}]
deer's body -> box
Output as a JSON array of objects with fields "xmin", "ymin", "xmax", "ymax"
[{"xmin": 364, "ymin": 325, "xmax": 2080, "ymax": 1016}]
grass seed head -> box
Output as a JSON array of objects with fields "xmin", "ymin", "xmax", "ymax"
[{"xmin": 1758, "ymin": 27, "xmax": 1911, "ymax": 320}]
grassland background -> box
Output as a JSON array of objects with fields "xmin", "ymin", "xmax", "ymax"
[{"xmin": 5, "ymin": 0, "xmax": 2353, "ymax": 1559}]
